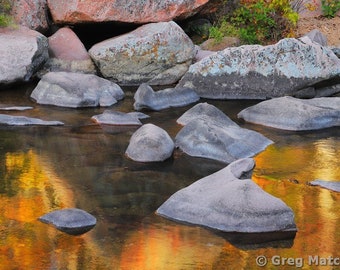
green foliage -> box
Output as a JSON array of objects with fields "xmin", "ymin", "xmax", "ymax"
[
  {"xmin": 0, "ymin": 0, "xmax": 13, "ymax": 27},
  {"xmin": 321, "ymin": 0, "xmax": 340, "ymax": 18},
  {"xmin": 209, "ymin": 0, "xmax": 299, "ymax": 45}
]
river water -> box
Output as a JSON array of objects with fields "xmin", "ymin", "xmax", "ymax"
[{"xmin": 0, "ymin": 84, "xmax": 339, "ymax": 270}]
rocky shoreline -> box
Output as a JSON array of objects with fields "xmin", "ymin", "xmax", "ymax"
[{"xmin": 1, "ymin": 1, "xmax": 340, "ymax": 235}]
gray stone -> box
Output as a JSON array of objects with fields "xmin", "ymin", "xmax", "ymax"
[
  {"xmin": 157, "ymin": 158, "xmax": 297, "ymax": 233},
  {"xmin": 0, "ymin": 27, "xmax": 48, "ymax": 84},
  {"xmin": 31, "ymin": 72, "xmax": 124, "ymax": 108},
  {"xmin": 331, "ymin": 47, "xmax": 340, "ymax": 58},
  {"xmin": 302, "ymin": 29, "xmax": 327, "ymax": 46},
  {"xmin": 133, "ymin": 83, "xmax": 199, "ymax": 111},
  {"xmin": 177, "ymin": 38, "xmax": 340, "ymax": 99},
  {"xmin": 91, "ymin": 111, "xmax": 143, "ymax": 125},
  {"xmin": 0, "ymin": 114, "xmax": 63, "ymax": 126},
  {"xmin": 238, "ymin": 96, "xmax": 340, "ymax": 131},
  {"xmin": 0, "ymin": 106, "xmax": 33, "ymax": 111},
  {"xmin": 175, "ymin": 118, "xmax": 273, "ymax": 163},
  {"xmin": 89, "ymin": 21, "xmax": 195, "ymax": 85},
  {"xmin": 309, "ymin": 179, "xmax": 340, "ymax": 192},
  {"xmin": 125, "ymin": 124, "xmax": 174, "ymax": 162},
  {"xmin": 39, "ymin": 208, "xmax": 96, "ymax": 235},
  {"xmin": 176, "ymin": 102, "xmax": 237, "ymax": 127}
]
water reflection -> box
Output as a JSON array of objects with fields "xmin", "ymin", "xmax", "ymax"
[{"xmin": 0, "ymin": 86, "xmax": 339, "ymax": 269}]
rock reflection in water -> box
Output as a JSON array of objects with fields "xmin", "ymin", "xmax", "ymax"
[{"xmin": 0, "ymin": 87, "xmax": 339, "ymax": 269}]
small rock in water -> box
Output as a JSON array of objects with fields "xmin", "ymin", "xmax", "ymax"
[
  {"xmin": 0, "ymin": 106, "xmax": 33, "ymax": 111},
  {"xmin": 309, "ymin": 179, "xmax": 340, "ymax": 192},
  {"xmin": 0, "ymin": 114, "xmax": 63, "ymax": 126},
  {"xmin": 38, "ymin": 208, "xmax": 97, "ymax": 235},
  {"xmin": 91, "ymin": 110, "xmax": 143, "ymax": 126}
]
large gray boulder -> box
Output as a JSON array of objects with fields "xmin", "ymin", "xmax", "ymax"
[
  {"xmin": 177, "ymin": 38, "xmax": 340, "ymax": 99},
  {"xmin": 39, "ymin": 208, "xmax": 96, "ymax": 235},
  {"xmin": 175, "ymin": 103, "xmax": 273, "ymax": 163},
  {"xmin": 157, "ymin": 158, "xmax": 297, "ymax": 233},
  {"xmin": 0, "ymin": 27, "xmax": 48, "ymax": 84},
  {"xmin": 238, "ymin": 96, "xmax": 340, "ymax": 131},
  {"xmin": 125, "ymin": 124, "xmax": 174, "ymax": 162},
  {"xmin": 133, "ymin": 83, "xmax": 199, "ymax": 111},
  {"xmin": 89, "ymin": 21, "xmax": 195, "ymax": 85},
  {"xmin": 31, "ymin": 72, "xmax": 124, "ymax": 108}
]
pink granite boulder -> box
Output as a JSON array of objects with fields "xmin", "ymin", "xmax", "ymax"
[{"xmin": 47, "ymin": 0, "xmax": 209, "ymax": 24}]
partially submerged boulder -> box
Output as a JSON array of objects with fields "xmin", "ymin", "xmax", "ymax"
[
  {"xmin": 0, "ymin": 114, "xmax": 63, "ymax": 126},
  {"xmin": 238, "ymin": 96, "xmax": 340, "ymax": 131},
  {"xmin": 309, "ymin": 180, "xmax": 340, "ymax": 192},
  {"xmin": 39, "ymin": 208, "xmax": 96, "ymax": 235},
  {"xmin": 0, "ymin": 27, "xmax": 48, "ymax": 84},
  {"xmin": 91, "ymin": 111, "xmax": 145, "ymax": 125},
  {"xmin": 177, "ymin": 38, "xmax": 340, "ymax": 99},
  {"xmin": 125, "ymin": 124, "xmax": 174, "ymax": 162},
  {"xmin": 133, "ymin": 83, "xmax": 199, "ymax": 111},
  {"xmin": 31, "ymin": 72, "xmax": 124, "ymax": 108},
  {"xmin": 176, "ymin": 102, "xmax": 237, "ymax": 127},
  {"xmin": 175, "ymin": 103, "xmax": 273, "ymax": 163},
  {"xmin": 89, "ymin": 21, "xmax": 195, "ymax": 85},
  {"xmin": 157, "ymin": 158, "xmax": 297, "ymax": 233}
]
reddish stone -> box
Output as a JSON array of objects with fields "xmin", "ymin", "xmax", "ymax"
[
  {"xmin": 11, "ymin": 0, "xmax": 49, "ymax": 32},
  {"xmin": 48, "ymin": 27, "xmax": 90, "ymax": 61},
  {"xmin": 47, "ymin": 0, "xmax": 209, "ymax": 24}
]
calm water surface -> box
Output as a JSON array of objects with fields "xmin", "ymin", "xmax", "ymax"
[{"xmin": 0, "ymin": 84, "xmax": 339, "ymax": 270}]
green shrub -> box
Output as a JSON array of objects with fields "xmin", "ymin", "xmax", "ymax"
[
  {"xmin": 208, "ymin": 0, "xmax": 299, "ymax": 45},
  {"xmin": 0, "ymin": 0, "xmax": 13, "ymax": 27},
  {"xmin": 321, "ymin": 0, "xmax": 340, "ymax": 18}
]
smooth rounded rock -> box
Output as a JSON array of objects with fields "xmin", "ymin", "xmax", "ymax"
[
  {"xmin": 39, "ymin": 208, "xmax": 97, "ymax": 235},
  {"xmin": 125, "ymin": 124, "xmax": 174, "ymax": 162}
]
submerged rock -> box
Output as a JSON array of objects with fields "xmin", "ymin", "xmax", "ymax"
[
  {"xmin": 157, "ymin": 158, "xmax": 297, "ymax": 233},
  {"xmin": 133, "ymin": 83, "xmax": 199, "ymax": 111},
  {"xmin": 175, "ymin": 103, "xmax": 273, "ymax": 163},
  {"xmin": 0, "ymin": 27, "xmax": 48, "ymax": 84},
  {"xmin": 309, "ymin": 180, "xmax": 340, "ymax": 192},
  {"xmin": 91, "ymin": 111, "xmax": 144, "ymax": 125},
  {"xmin": 0, "ymin": 114, "xmax": 63, "ymax": 126},
  {"xmin": 39, "ymin": 208, "xmax": 96, "ymax": 235},
  {"xmin": 0, "ymin": 106, "xmax": 33, "ymax": 111},
  {"xmin": 238, "ymin": 96, "xmax": 340, "ymax": 131},
  {"xmin": 177, "ymin": 38, "xmax": 340, "ymax": 99},
  {"xmin": 125, "ymin": 124, "xmax": 174, "ymax": 162},
  {"xmin": 89, "ymin": 21, "xmax": 195, "ymax": 85},
  {"xmin": 31, "ymin": 72, "xmax": 124, "ymax": 108}
]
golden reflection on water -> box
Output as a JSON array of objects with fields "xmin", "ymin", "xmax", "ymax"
[
  {"xmin": 0, "ymin": 150, "xmax": 110, "ymax": 270},
  {"xmin": 0, "ymin": 135, "xmax": 339, "ymax": 269}
]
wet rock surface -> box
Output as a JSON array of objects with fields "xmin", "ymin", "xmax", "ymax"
[
  {"xmin": 31, "ymin": 72, "xmax": 124, "ymax": 108},
  {"xmin": 39, "ymin": 208, "xmax": 97, "ymax": 235},
  {"xmin": 133, "ymin": 83, "xmax": 199, "ymax": 111},
  {"xmin": 238, "ymin": 96, "xmax": 340, "ymax": 131},
  {"xmin": 157, "ymin": 158, "xmax": 297, "ymax": 233},
  {"xmin": 125, "ymin": 123, "xmax": 174, "ymax": 162}
]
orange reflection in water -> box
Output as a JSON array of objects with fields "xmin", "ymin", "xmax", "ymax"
[{"xmin": 0, "ymin": 150, "xmax": 110, "ymax": 270}]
